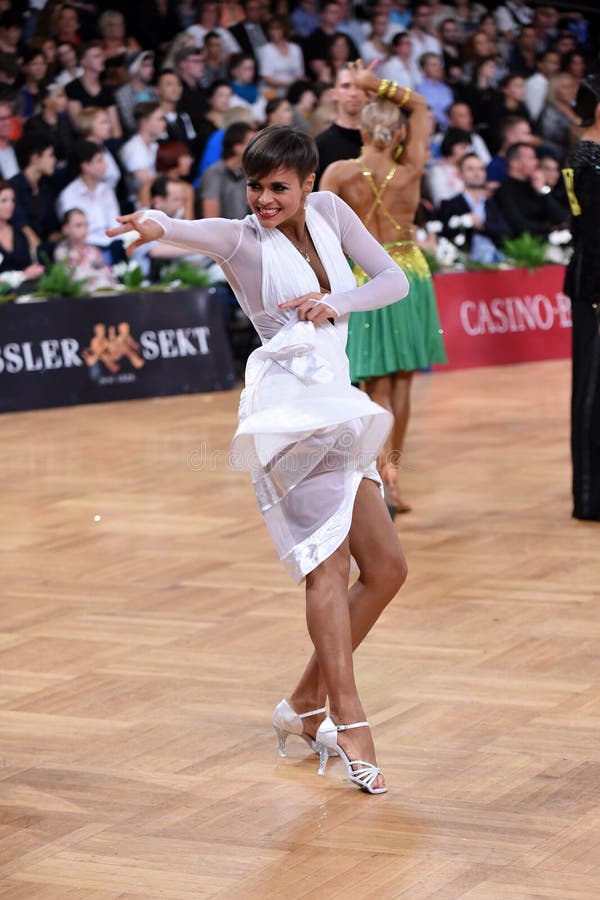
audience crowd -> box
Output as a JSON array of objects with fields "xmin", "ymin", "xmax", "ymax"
[{"xmin": 0, "ymin": 0, "xmax": 597, "ymax": 293}]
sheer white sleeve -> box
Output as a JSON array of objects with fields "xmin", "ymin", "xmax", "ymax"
[
  {"xmin": 318, "ymin": 194, "xmax": 410, "ymax": 317},
  {"xmin": 138, "ymin": 210, "xmax": 243, "ymax": 263}
]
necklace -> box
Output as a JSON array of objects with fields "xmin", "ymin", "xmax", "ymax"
[{"xmin": 285, "ymin": 226, "xmax": 311, "ymax": 263}]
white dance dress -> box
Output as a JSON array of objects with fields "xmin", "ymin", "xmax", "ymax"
[{"xmin": 142, "ymin": 192, "xmax": 409, "ymax": 581}]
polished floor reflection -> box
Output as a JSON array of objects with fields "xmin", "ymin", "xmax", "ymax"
[{"xmin": 2, "ymin": 359, "xmax": 600, "ymax": 899}]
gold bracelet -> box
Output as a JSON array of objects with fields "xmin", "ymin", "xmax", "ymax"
[
  {"xmin": 386, "ymin": 80, "xmax": 399, "ymax": 100},
  {"xmin": 377, "ymin": 78, "xmax": 390, "ymax": 98},
  {"xmin": 398, "ymin": 87, "xmax": 412, "ymax": 108}
]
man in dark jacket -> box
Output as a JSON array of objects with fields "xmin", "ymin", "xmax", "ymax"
[{"xmin": 493, "ymin": 141, "xmax": 567, "ymax": 239}]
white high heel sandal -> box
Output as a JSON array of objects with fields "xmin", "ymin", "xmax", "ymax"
[
  {"xmin": 272, "ymin": 699, "xmax": 327, "ymax": 757},
  {"xmin": 316, "ymin": 716, "xmax": 387, "ymax": 794}
]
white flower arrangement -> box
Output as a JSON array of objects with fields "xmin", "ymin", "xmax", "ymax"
[
  {"xmin": 0, "ymin": 270, "xmax": 26, "ymax": 289},
  {"xmin": 435, "ymin": 236, "xmax": 458, "ymax": 267},
  {"xmin": 547, "ymin": 229, "xmax": 572, "ymax": 246},
  {"xmin": 448, "ymin": 213, "xmax": 474, "ymax": 230},
  {"xmin": 425, "ymin": 220, "xmax": 443, "ymax": 234}
]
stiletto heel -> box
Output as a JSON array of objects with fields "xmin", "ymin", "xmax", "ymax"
[
  {"xmin": 272, "ymin": 699, "xmax": 326, "ymax": 757},
  {"xmin": 316, "ymin": 716, "xmax": 387, "ymax": 794}
]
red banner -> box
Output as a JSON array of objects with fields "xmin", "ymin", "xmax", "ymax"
[{"xmin": 433, "ymin": 265, "xmax": 571, "ymax": 370}]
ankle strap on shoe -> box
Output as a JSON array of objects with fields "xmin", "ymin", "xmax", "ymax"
[
  {"xmin": 298, "ymin": 706, "xmax": 326, "ymax": 719},
  {"xmin": 336, "ymin": 721, "xmax": 369, "ymax": 731}
]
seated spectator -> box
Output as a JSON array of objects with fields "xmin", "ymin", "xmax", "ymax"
[
  {"xmin": 494, "ymin": 0, "xmax": 533, "ymax": 43},
  {"xmin": 486, "ymin": 115, "xmax": 536, "ymax": 187},
  {"xmin": 336, "ymin": 0, "xmax": 367, "ymax": 50},
  {"xmin": 445, "ymin": 100, "xmax": 491, "ymax": 164},
  {"xmin": 488, "ymin": 73, "xmax": 534, "ymax": 154},
  {"xmin": 74, "ymin": 106, "xmax": 122, "ymax": 192},
  {"xmin": 379, "ymin": 32, "xmax": 421, "ymax": 90},
  {"xmin": 0, "ymin": 98, "xmax": 19, "ymax": 181},
  {"xmin": 0, "ymin": 180, "xmax": 45, "ymax": 280},
  {"xmin": 16, "ymin": 47, "xmax": 48, "ymax": 120},
  {"xmin": 258, "ymin": 16, "xmax": 305, "ymax": 98},
  {"xmin": 492, "ymin": 141, "xmax": 567, "ymax": 239},
  {"xmin": 57, "ymin": 140, "xmax": 123, "ymax": 262},
  {"xmin": 538, "ymin": 150, "xmax": 569, "ymax": 219},
  {"xmin": 119, "ymin": 101, "xmax": 166, "ymax": 206},
  {"xmin": 174, "ymin": 46, "xmax": 209, "ymax": 133},
  {"xmin": 408, "ymin": 2, "xmax": 442, "ymax": 70},
  {"xmin": 98, "ymin": 9, "xmax": 141, "ymax": 86},
  {"xmin": 138, "ymin": 141, "xmax": 195, "ymax": 219},
  {"xmin": 194, "ymin": 105, "xmax": 256, "ymax": 181},
  {"xmin": 196, "ymin": 80, "xmax": 235, "ymax": 158},
  {"xmin": 65, "ymin": 41, "xmax": 122, "ymax": 139},
  {"xmin": 439, "ymin": 152, "xmax": 501, "ymax": 262},
  {"xmin": 201, "ymin": 31, "xmax": 229, "ymax": 89},
  {"xmin": 287, "ymin": 79, "xmax": 317, "ymax": 131},
  {"xmin": 561, "ymin": 50, "xmax": 586, "ymax": 94},
  {"xmin": 115, "ymin": 51, "xmax": 158, "ymax": 137},
  {"xmin": 197, "ymin": 120, "xmax": 255, "ymax": 219},
  {"xmin": 302, "ymin": 1, "xmax": 358, "ymax": 81},
  {"xmin": 186, "ymin": 2, "xmax": 241, "ymax": 57},
  {"xmin": 417, "ymin": 52, "xmax": 454, "ymax": 130},
  {"xmin": 24, "ymin": 83, "xmax": 75, "ymax": 167},
  {"xmin": 524, "ymin": 49, "xmax": 561, "ymax": 124},
  {"xmin": 156, "ymin": 68, "xmax": 200, "ymax": 163},
  {"xmin": 9, "ymin": 134, "xmax": 60, "ymax": 257},
  {"xmin": 360, "ymin": 11, "xmax": 391, "ymax": 72},
  {"xmin": 452, "ymin": 0, "xmax": 487, "ymax": 37},
  {"xmin": 0, "ymin": 10, "xmax": 25, "ymax": 66},
  {"xmin": 537, "ymin": 72, "xmax": 581, "ymax": 162},
  {"xmin": 52, "ymin": 3, "xmax": 83, "ymax": 48},
  {"xmin": 54, "ymin": 207, "xmax": 118, "ymax": 291},
  {"xmin": 229, "ymin": 53, "xmax": 259, "ymax": 105},
  {"xmin": 457, "ymin": 57, "xmax": 501, "ymax": 143},
  {"xmin": 54, "ymin": 40, "xmax": 83, "ymax": 87},
  {"xmin": 324, "ymin": 32, "xmax": 358, "ymax": 84},
  {"xmin": 264, "ymin": 97, "xmax": 294, "ymax": 127},
  {"xmin": 439, "ymin": 17, "xmax": 463, "ymax": 85},
  {"xmin": 229, "ymin": 0, "xmax": 268, "ymax": 70},
  {"xmin": 290, "ymin": 0, "xmax": 320, "ymax": 40},
  {"xmin": 508, "ymin": 24, "xmax": 537, "ymax": 78},
  {"xmin": 460, "ymin": 31, "xmax": 505, "ymax": 86},
  {"xmin": 427, "ymin": 127, "xmax": 470, "ymax": 207},
  {"xmin": 40, "ymin": 37, "xmax": 60, "ymax": 83}
]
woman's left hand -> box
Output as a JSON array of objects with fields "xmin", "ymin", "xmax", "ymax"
[{"xmin": 279, "ymin": 292, "xmax": 337, "ymax": 326}]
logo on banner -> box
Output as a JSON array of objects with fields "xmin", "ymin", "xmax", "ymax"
[{"xmin": 82, "ymin": 322, "xmax": 145, "ymax": 376}]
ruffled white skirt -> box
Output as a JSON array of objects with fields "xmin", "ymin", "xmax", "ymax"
[{"xmin": 231, "ymin": 319, "xmax": 393, "ymax": 582}]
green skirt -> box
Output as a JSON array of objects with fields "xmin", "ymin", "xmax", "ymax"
[{"xmin": 347, "ymin": 241, "xmax": 447, "ymax": 381}]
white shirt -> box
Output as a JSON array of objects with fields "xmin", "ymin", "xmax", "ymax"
[
  {"xmin": 119, "ymin": 134, "xmax": 158, "ymax": 176},
  {"xmin": 407, "ymin": 31, "xmax": 442, "ymax": 70},
  {"xmin": 525, "ymin": 72, "xmax": 549, "ymax": 123},
  {"xmin": 57, "ymin": 177, "xmax": 121, "ymax": 247},
  {"xmin": 186, "ymin": 24, "xmax": 240, "ymax": 56},
  {"xmin": 0, "ymin": 145, "xmax": 19, "ymax": 180},
  {"xmin": 379, "ymin": 57, "xmax": 421, "ymax": 91},
  {"xmin": 257, "ymin": 42, "xmax": 305, "ymax": 92}
]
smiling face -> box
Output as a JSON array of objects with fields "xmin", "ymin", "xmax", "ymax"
[{"xmin": 246, "ymin": 166, "xmax": 314, "ymax": 228}]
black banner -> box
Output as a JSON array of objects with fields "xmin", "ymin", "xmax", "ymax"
[{"xmin": 0, "ymin": 288, "xmax": 237, "ymax": 413}]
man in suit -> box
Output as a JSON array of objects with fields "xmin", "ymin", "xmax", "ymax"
[
  {"xmin": 229, "ymin": 0, "xmax": 267, "ymax": 74},
  {"xmin": 439, "ymin": 152, "xmax": 503, "ymax": 262}
]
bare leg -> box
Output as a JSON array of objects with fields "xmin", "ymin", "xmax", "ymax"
[
  {"xmin": 389, "ymin": 370, "xmax": 414, "ymax": 512},
  {"xmin": 289, "ymin": 479, "xmax": 407, "ymax": 788}
]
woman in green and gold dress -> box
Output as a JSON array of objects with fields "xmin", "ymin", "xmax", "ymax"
[{"xmin": 320, "ymin": 66, "xmax": 446, "ymax": 514}]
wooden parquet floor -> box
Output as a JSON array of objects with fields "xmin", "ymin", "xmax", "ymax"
[{"xmin": 1, "ymin": 360, "xmax": 600, "ymax": 900}]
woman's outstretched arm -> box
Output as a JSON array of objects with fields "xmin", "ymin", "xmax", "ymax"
[{"xmin": 106, "ymin": 210, "xmax": 243, "ymax": 262}]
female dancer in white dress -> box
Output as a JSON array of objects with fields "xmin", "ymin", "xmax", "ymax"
[{"xmin": 108, "ymin": 125, "xmax": 409, "ymax": 794}]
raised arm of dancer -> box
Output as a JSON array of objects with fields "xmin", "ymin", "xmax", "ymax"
[
  {"xmin": 350, "ymin": 62, "xmax": 430, "ymax": 171},
  {"xmin": 107, "ymin": 210, "xmax": 242, "ymax": 262}
]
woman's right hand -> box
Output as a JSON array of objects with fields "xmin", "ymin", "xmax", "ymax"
[{"xmin": 106, "ymin": 212, "xmax": 164, "ymax": 255}]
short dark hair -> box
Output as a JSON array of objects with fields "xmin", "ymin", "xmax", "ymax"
[
  {"xmin": 391, "ymin": 31, "xmax": 409, "ymax": 48},
  {"xmin": 150, "ymin": 175, "xmax": 176, "ymax": 198},
  {"xmin": 15, "ymin": 133, "xmax": 55, "ymax": 169},
  {"xmin": 133, "ymin": 101, "xmax": 161, "ymax": 124},
  {"xmin": 500, "ymin": 115, "xmax": 529, "ymax": 142},
  {"xmin": 207, "ymin": 79, "xmax": 231, "ymax": 99},
  {"xmin": 499, "ymin": 73, "xmax": 524, "ymax": 90},
  {"xmin": 61, "ymin": 207, "xmax": 85, "ymax": 225},
  {"xmin": 266, "ymin": 97, "xmax": 288, "ymax": 117},
  {"xmin": 506, "ymin": 141, "xmax": 536, "ymax": 166},
  {"xmin": 223, "ymin": 121, "xmax": 253, "ymax": 159},
  {"xmin": 242, "ymin": 125, "xmax": 318, "ymax": 182},
  {"xmin": 77, "ymin": 40, "xmax": 102, "ymax": 63},
  {"xmin": 440, "ymin": 127, "xmax": 471, "ymax": 157},
  {"xmin": 72, "ymin": 139, "xmax": 103, "ymax": 167},
  {"xmin": 203, "ymin": 30, "xmax": 221, "ymax": 44},
  {"xmin": 287, "ymin": 79, "xmax": 315, "ymax": 106},
  {"xmin": 458, "ymin": 151, "xmax": 482, "ymax": 170}
]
